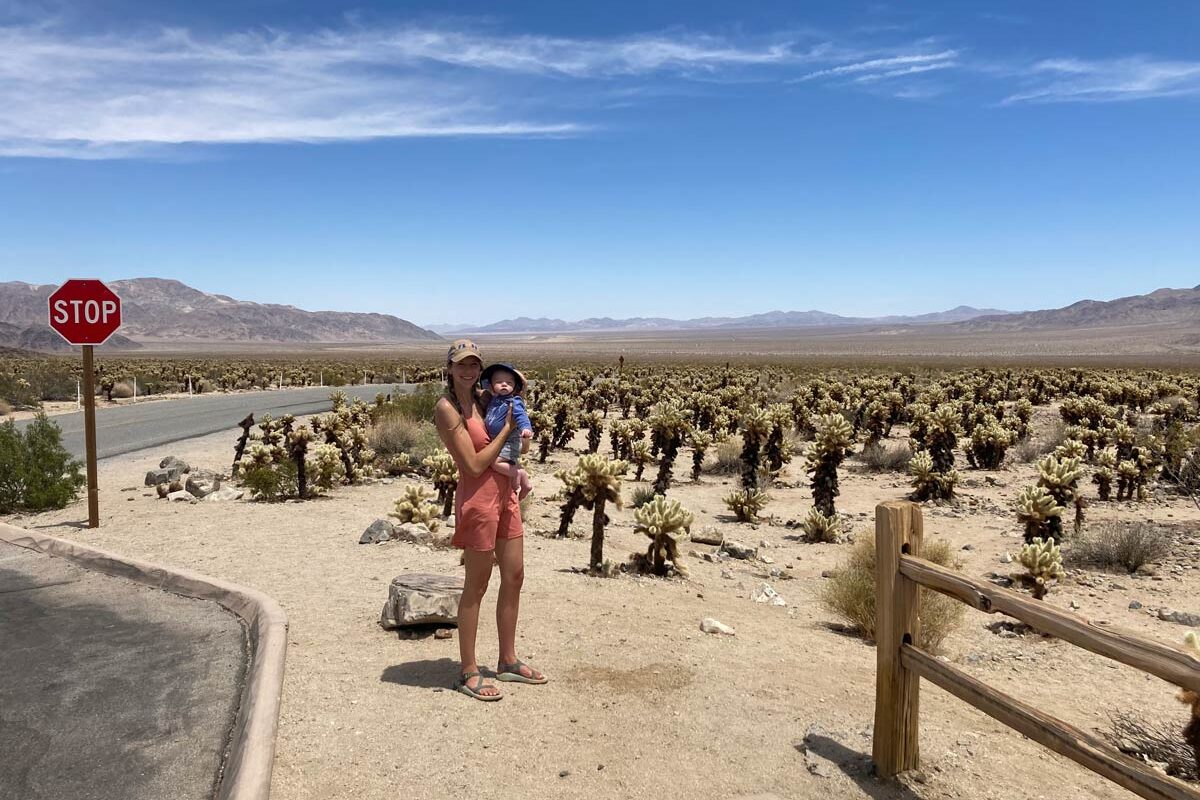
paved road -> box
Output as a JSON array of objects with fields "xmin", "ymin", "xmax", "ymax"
[
  {"xmin": 0, "ymin": 540, "xmax": 245, "ymax": 800},
  {"xmin": 16, "ymin": 384, "xmax": 415, "ymax": 461}
]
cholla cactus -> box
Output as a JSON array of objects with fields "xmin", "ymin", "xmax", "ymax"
[
  {"xmin": 391, "ymin": 484, "xmax": 440, "ymax": 532},
  {"xmin": 1116, "ymin": 459, "xmax": 1140, "ymax": 501},
  {"xmin": 800, "ymin": 507, "xmax": 841, "ymax": 543},
  {"xmin": 1092, "ymin": 448, "xmax": 1117, "ymax": 501},
  {"xmin": 763, "ymin": 404, "xmax": 793, "ymax": 474},
  {"xmin": 738, "ymin": 407, "xmax": 773, "ymax": 490},
  {"xmin": 628, "ymin": 440, "xmax": 653, "ymax": 482},
  {"xmin": 926, "ymin": 404, "xmax": 961, "ymax": 476},
  {"xmin": 1055, "ymin": 438, "xmax": 1087, "ymax": 461},
  {"xmin": 1037, "ymin": 454, "xmax": 1086, "ymax": 533},
  {"xmin": 1016, "ymin": 485, "xmax": 1065, "ymax": 544},
  {"xmin": 422, "ymin": 450, "xmax": 458, "ymax": 517},
  {"xmin": 287, "ymin": 426, "xmax": 314, "ymax": 499},
  {"xmin": 968, "ymin": 416, "xmax": 1014, "ymax": 470},
  {"xmin": 584, "ymin": 410, "xmax": 604, "ymax": 453},
  {"xmin": 311, "ymin": 443, "xmax": 345, "ymax": 490},
  {"xmin": 804, "ymin": 413, "xmax": 855, "ymax": 517},
  {"xmin": 629, "ymin": 494, "xmax": 693, "ymax": 577},
  {"xmin": 723, "ymin": 488, "xmax": 770, "ymax": 522},
  {"xmin": 688, "ymin": 429, "xmax": 714, "ymax": 482},
  {"xmin": 909, "ymin": 450, "xmax": 959, "ymax": 502},
  {"xmin": 650, "ymin": 400, "xmax": 691, "ymax": 495},
  {"xmin": 1017, "ymin": 537, "xmax": 1064, "ymax": 599},
  {"xmin": 578, "ymin": 455, "xmax": 627, "ymax": 571}
]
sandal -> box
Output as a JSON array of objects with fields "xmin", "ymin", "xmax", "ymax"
[
  {"xmin": 496, "ymin": 659, "xmax": 548, "ymax": 684},
  {"xmin": 457, "ymin": 671, "xmax": 502, "ymax": 701}
]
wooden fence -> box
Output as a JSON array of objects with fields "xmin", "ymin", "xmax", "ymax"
[{"xmin": 872, "ymin": 500, "xmax": 1200, "ymax": 800}]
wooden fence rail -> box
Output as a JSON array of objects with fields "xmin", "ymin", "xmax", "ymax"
[{"xmin": 872, "ymin": 500, "xmax": 1200, "ymax": 800}]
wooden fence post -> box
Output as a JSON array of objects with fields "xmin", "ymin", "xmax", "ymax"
[{"xmin": 873, "ymin": 500, "xmax": 924, "ymax": 777}]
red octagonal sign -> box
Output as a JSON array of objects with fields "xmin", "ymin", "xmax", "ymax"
[{"xmin": 47, "ymin": 279, "xmax": 123, "ymax": 345}]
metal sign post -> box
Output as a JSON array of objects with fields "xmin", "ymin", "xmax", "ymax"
[{"xmin": 47, "ymin": 279, "xmax": 122, "ymax": 529}]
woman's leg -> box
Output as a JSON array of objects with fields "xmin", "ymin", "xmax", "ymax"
[
  {"xmin": 459, "ymin": 548, "xmax": 499, "ymax": 696},
  {"xmin": 494, "ymin": 536, "xmax": 544, "ymax": 680}
]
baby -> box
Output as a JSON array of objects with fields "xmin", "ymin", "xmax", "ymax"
[{"xmin": 481, "ymin": 362, "xmax": 533, "ymax": 499}]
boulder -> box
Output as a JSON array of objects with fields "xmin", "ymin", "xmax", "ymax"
[
  {"xmin": 156, "ymin": 483, "xmax": 170, "ymax": 499},
  {"xmin": 360, "ymin": 519, "xmax": 395, "ymax": 544},
  {"xmin": 1157, "ymin": 608, "xmax": 1200, "ymax": 626},
  {"xmin": 205, "ymin": 486, "xmax": 244, "ymax": 502},
  {"xmin": 722, "ymin": 540, "xmax": 756, "ymax": 560},
  {"xmin": 185, "ymin": 473, "xmax": 220, "ymax": 499},
  {"xmin": 393, "ymin": 522, "xmax": 439, "ymax": 545},
  {"xmin": 144, "ymin": 469, "xmax": 171, "ymax": 487},
  {"xmin": 166, "ymin": 490, "xmax": 196, "ymax": 503},
  {"xmin": 160, "ymin": 455, "xmax": 190, "ymax": 472},
  {"xmin": 690, "ymin": 526, "xmax": 724, "ymax": 546},
  {"xmin": 380, "ymin": 573, "xmax": 464, "ymax": 629}
]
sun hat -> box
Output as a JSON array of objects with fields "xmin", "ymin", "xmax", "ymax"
[
  {"xmin": 446, "ymin": 338, "xmax": 482, "ymax": 364},
  {"xmin": 481, "ymin": 362, "xmax": 525, "ymax": 393}
]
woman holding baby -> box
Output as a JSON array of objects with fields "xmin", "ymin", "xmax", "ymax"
[{"xmin": 433, "ymin": 338, "xmax": 547, "ymax": 701}]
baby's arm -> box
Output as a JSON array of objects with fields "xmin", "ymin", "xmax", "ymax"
[{"xmin": 511, "ymin": 396, "xmax": 533, "ymax": 435}]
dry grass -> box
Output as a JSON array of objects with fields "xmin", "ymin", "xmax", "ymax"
[
  {"xmin": 1103, "ymin": 709, "xmax": 1198, "ymax": 781},
  {"xmin": 369, "ymin": 413, "xmax": 442, "ymax": 461},
  {"xmin": 1070, "ymin": 522, "xmax": 1172, "ymax": 573},
  {"xmin": 705, "ymin": 435, "xmax": 743, "ymax": 475},
  {"xmin": 821, "ymin": 536, "xmax": 965, "ymax": 654},
  {"xmin": 112, "ymin": 381, "xmax": 135, "ymax": 399},
  {"xmin": 858, "ymin": 441, "xmax": 913, "ymax": 472}
]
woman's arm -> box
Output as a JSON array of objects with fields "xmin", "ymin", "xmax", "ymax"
[{"xmin": 434, "ymin": 399, "xmax": 515, "ymax": 478}]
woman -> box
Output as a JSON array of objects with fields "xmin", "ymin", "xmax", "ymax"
[{"xmin": 434, "ymin": 338, "xmax": 548, "ymax": 701}]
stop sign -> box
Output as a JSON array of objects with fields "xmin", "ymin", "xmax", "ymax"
[{"xmin": 47, "ymin": 279, "xmax": 123, "ymax": 345}]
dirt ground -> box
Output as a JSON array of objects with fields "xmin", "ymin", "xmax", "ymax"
[{"xmin": 7, "ymin": 403, "xmax": 1199, "ymax": 800}]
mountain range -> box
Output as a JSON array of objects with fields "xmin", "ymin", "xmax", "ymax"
[
  {"xmin": 2, "ymin": 278, "xmax": 1197, "ymax": 353},
  {"xmin": 0, "ymin": 278, "xmax": 442, "ymax": 351},
  {"xmin": 431, "ymin": 305, "xmax": 1010, "ymax": 334}
]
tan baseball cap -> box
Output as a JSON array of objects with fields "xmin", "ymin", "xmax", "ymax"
[{"xmin": 446, "ymin": 338, "xmax": 482, "ymax": 364}]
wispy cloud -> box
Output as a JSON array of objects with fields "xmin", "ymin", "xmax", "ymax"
[
  {"xmin": 0, "ymin": 23, "xmax": 843, "ymax": 158},
  {"xmin": 1003, "ymin": 56, "xmax": 1200, "ymax": 104},
  {"xmin": 794, "ymin": 49, "xmax": 959, "ymax": 82}
]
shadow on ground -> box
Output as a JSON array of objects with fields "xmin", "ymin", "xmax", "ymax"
[
  {"xmin": 796, "ymin": 731, "xmax": 922, "ymax": 800},
  {"xmin": 380, "ymin": 658, "xmax": 464, "ymax": 689}
]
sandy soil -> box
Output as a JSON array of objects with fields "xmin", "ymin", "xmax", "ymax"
[{"xmin": 7, "ymin": 404, "xmax": 1199, "ymax": 800}]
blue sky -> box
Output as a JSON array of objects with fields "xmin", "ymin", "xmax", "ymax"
[{"xmin": 0, "ymin": 1, "xmax": 1197, "ymax": 327}]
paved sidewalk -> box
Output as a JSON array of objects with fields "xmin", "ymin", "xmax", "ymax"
[{"xmin": 0, "ymin": 540, "xmax": 247, "ymax": 800}]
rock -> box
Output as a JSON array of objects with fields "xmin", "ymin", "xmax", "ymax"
[
  {"xmin": 1128, "ymin": 600, "xmax": 1143, "ymax": 610},
  {"xmin": 159, "ymin": 457, "xmax": 190, "ymax": 480},
  {"xmin": 166, "ymin": 490, "xmax": 196, "ymax": 503},
  {"xmin": 759, "ymin": 555, "xmax": 775, "ymax": 565},
  {"xmin": 393, "ymin": 522, "xmax": 439, "ymax": 545},
  {"xmin": 185, "ymin": 474, "xmax": 220, "ymax": 499},
  {"xmin": 206, "ymin": 486, "xmax": 244, "ymax": 502},
  {"xmin": 999, "ymin": 553, "xmax": 1013, "ymax": 564},
  {"xmin": 1157, "ymin": 608, "xmax": 1200, "ymax": 626},
  {"xmin": 820, "ymin": 570, "xmax": 835, "ymax": 578},
  {"xmin": 360, "ymin": 519, "xmax": 395, "ymax": 544},
  {"xmin": 167, "ymin": 479, "xmax": 184, "ymax": 494},
  {"xmin": 156, "ymin": 483, "xmax": 170, "ymax": 499},
  {"xmin": 144, "ymin": 469, "xmax": 171, "ymax": 486},
  {"xmin": 751, "ymin": 583, "xmax": 786, "ymax": 607},
  {"xmin": 434, "ymin": 628, "xmax": 454, "ymax": 640},
  {"xmin": 700, "ymin": 617, "xmax": 736, "ymax": 635},
  {"xmin": 722, "ymin": 541, "xmax": 756, "ymax": 560},
  {"xmin": 380, "ymin": 573, "xmax": 464, "ymax": 629},
  {"xmin": 961, "ymin": 543, "xmax": 975, "ymax": 551},
  {"xmin": 720, "ymin": 568, "xmax": 734, "ymax": 580},
  {"xmin": 690, "ymin": 526, "xmax": 724, "ymax": 546}
]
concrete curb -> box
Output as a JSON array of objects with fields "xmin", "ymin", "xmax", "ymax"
[{"xmin": 0, "ymin": 522, "xmax": 287, "ymax": 800}]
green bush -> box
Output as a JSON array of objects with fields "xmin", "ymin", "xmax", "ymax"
[
  {"xmin": 373, "ymin": 384, "xmax": 443, "ymax": 425},
  {"xmin": 241, "ymin": 460, "xmax": 297, "ymax": 502},
  {"xmin": 0, "ymin": 415, "xmax": 85, "ymax": 513}
]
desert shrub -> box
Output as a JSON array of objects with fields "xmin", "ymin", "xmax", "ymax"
[
  {"xmin": 821, "ymin": 536, "xmax": 964, "ymax": 654},
  {"xmin": 1070, "ymin": 522, "xmax": 1171, "ymax": 573},
  {"xmin": 1103, "ymin": 709, "xmax": 1198, "ymax": 781},
  {"xmin": 111, "ymin": 381, "xmax": 135, "ymax": 399},
  {"xmin": 369, "ymin": 414, "xmax": 442, "ymax": 461},
  {"xmin": 859, "ymin": 441, "xmax": 912, "ymax": 472},
  {"xmin": 723, "ymin": 488, "xmax": 770, "ymax": 522},
  {"xmin": 704, "ymin": 435, "xmax": 743, "ymax": 475},
  {"xmin": 1013, "ymin": 438, "xmax": 1043, "ymax": 464},
  {"xmin": 630, "ymin": 485, "xmax": 656, "ymax": 508},
  {"xmin": 241, "ymin": 459, "xmax": 297, "ymax": 501},
  {"xmin": 0, "ymin": 399, "xmax": 11, "ymax": 417},
  {"xmin": 374, "ymin": 384, "xmax": 442, "ymax": 424},
  {"xmin": 0, "ymin": 415, "xmax": 85, "ymax": 513}
]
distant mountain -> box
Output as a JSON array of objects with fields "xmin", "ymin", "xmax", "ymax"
[
  {"xmin": 0, "ymin": 278, "xmax": 442, "ymax": 349},
  {"xmin": 0, "ymin": 320, "xmax": 141, "ymax": 352},
  {"xmin": 952, "ymin": 286, "xmax": 1200, "ymax": 332},
  {"xmin": 447, "ymin": 305, "xmax": 1010, "ymax": 334}
]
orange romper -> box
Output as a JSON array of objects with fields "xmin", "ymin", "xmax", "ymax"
[{"xmin": 450, "ymin": 415, "xmax": 524, "ymax": 551}]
